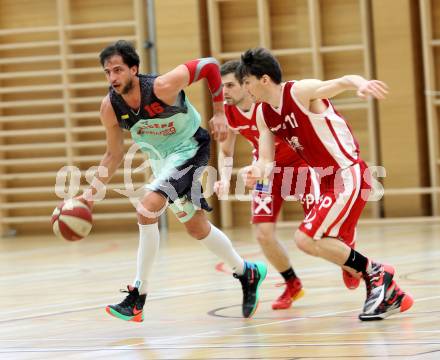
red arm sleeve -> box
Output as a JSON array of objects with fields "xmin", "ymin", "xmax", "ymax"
[{"xmin": 184, "ymin": 58, "xmax": 223, "ymax": 102}]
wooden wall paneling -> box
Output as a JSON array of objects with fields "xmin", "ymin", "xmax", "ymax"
[
  {"xmin": 0, "ymin": 3, "xmax": 4, "ymax": 234},
  {"xmin": 360, "ymin": 0, "xmax": 380, "ymax": 217},
  {"xmin": 269, "ymin": 0, "xmax": 310, "ymax": 50},
  {"xmin": 216, "ymin": 0, "xmax": 259, "ymax": 57},
  {"xmin": 207, "ymin": 0, "xmax": 222, "ymax": 58},
  {"xmin": 372, "ymin": 0, "xmax": 426, "ymax": 217},
  {"xmin": 313, "ymin": 0, "xmax": 378, "ymax": 219},
  {"xmin": 318, "ymin": 0, "xmax": 377, "ymax": 218},
  {"xmin": 0, "ymin": 42, "xmax": 4, "ymax": 235},
  {"xmin": 307, "ymin": 0, "xmax": 323, "ymax": 78},
  {"xmin": 0, "ymin": 0, "xmax": 151, "ymax": 235},
  {"xmin": 57, "ymin": 0, "xmax": 75, "ymax": 167},
  {"xmin": 0, "ymin": 0, "xmax": 65, "ymax": 233},
  {"xmin": 257, "ymin": 0, "xmax": 271, "ymax": 48},
  {"xmin": 420, "ymin": 0, "xmax": 439, "ymax": 215}
]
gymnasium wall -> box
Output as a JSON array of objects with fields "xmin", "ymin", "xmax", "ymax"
[{"xmin": 0, "ymin": 0, "xmax": 438, "ymax": 235}]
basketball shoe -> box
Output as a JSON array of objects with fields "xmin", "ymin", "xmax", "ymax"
[
  {"xmin": 359, "ymin": 261, "xmax": 395, "ymax": 319},
  {"xmin": 359, "ymin": 280, "xmax": 414, "ymax": 320},
  {"xmin": 272, "ymin": 277, "xmax": 304, "ymax": 310},
  {"xmin": 233, "ymin": 261, "xmax": 267, "ymax": 318},
  {"xmin": 106, "ymin": 286, "xmax": 146, "ymax": 322},
  {"xmin": 342, "ymin": 236, "xmax": 361, "ymax": 290}
]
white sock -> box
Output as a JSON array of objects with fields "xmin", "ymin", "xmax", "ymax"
[
  {"xmin": 133, "ymin": 223, "xmax": 160, "ymax": 294},
  {"xmin": 200, "ymin": 223, "xmax": 245, "ymax": 275}
]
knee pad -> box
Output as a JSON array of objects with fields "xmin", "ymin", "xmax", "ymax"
[{"xmin": 168, "ymin": 195, "xmax": 197, "ymax": 223}]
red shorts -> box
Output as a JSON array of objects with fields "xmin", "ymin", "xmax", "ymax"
[
  {"xmin": 298, "ymin": 161, "xmax": 371, "ymax": 243},
  {"xmin": 251, "ymin": 165, "xmax": 319, "ymax": 224}
]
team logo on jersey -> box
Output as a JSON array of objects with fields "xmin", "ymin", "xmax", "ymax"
[
  {"xmin": 303, "ymin": 195, "xmax": 333, "ymax": 223},
  {"xmin": 287, "ymin": 136, "xmax": 303, "ymax": 151},
  {"xmin": 252, "ymin": 192, "xmax": 273, "ymax": 216},
  {"xmin": 136, "ymin": 121, "xmax": 176, "ymax": 136}
]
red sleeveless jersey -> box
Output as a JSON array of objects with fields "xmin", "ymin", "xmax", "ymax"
[
  {"xmin": 224, "ymin": 103, "xmax": 304, "ymax": 167},
  {"xmin": 259, "ymin": 81, "xmax": 360, "ymax": 169}
]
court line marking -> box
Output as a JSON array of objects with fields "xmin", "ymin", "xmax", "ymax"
[
  {"xmin": 1, "ymin": 252, "xmax": 439, "ymax": 322},
  {"xmin": 0, "ymin": 296, "xmax": 419, "ymax": 353},
  {"xmin": 1, "ymin": 340, "xmax": 440, "ymax": 353},
  {"xmin": 2, "ymin": 280, "xmax": 438, "ymax": 323},
  {"xmin": 0, "ymin": 283, "xmax": 439, "ymax": 353},
  {"xmin": 1, "ymin": 328, "xmax": 440, "ymax": 342},
  {"xmin": 143, "ymin": 294, "xmax": 440, "ymax": 346}
]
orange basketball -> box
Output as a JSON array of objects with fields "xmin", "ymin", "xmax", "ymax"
[{"xmin": 51, "ymin": 199, "xmax": 93, "ymax": 241}]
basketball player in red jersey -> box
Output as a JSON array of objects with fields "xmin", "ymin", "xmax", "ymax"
[
  {"xmin": 238, "ymin": 48, "xmax": 413, "ymax": 320},
  {"xmin": 214, "ymin": 60, "xmax": 318, "ymax": 310}
]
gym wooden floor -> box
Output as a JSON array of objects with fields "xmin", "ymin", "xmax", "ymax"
[{"xmin": 0, "ymin": 222, "xmax": 439, "ymax": 359}]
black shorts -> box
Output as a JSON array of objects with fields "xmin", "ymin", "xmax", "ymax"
[{"xmin": 151, "ymin": 127, "xmax": 212, "ymax": 212}]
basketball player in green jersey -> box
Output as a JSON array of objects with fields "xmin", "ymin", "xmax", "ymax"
[{"xmin": 79, "ymin": 40, "xmax": 267, "ymax": 321}]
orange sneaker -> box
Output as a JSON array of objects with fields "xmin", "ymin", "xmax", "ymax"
[
  {"xmin": 272, "ymin": 278, "xmax": 304, "ymax": 310},
  {"xmin": 343, "ymin": 269, "xmax": 362, "ymax": 290},
  {"xmin": 106, "ymin": 286, "xmax": 146, "ymax": 322},
  {"xmin": 359, "ymin": 279, "xmax": 413, "ymax": 321}
]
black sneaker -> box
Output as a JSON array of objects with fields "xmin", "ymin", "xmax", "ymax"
[
  {"xmin": 359, "ymin": 262, "xmax": 395, "ymax": 319},
  {"xmin": 233, "ymin": 261, "xmax": 267, "ymax": 318},
  {"xmin": 106, "ymin": 286, "xmax": 146, "ymax": 322},
  {"xmin": 359, "ymin": 280, "xmax": 414, "ymax": 321}
]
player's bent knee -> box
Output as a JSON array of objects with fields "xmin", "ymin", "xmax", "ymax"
[
  {"xmin": 255, "ymin": 227, "xmax": 275, "ymax": 247},
  {"xmin": 136, "ymin": 203, "xmax": 163, "ymax": 224},
  {"xmin": 136, "ymin": 191, "xmax": 167, "ymax": 223},
  {"xmin": 256, "ymin": 233, "xmax": 274, "ymax": 247},
  {"xmin": 294, "ymin": 229, "xmax": 317, "ymax": 256}
]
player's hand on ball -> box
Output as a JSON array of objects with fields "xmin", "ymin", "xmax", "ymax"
[{"xmin": 51, "ymin": 199, "xmax": 93, "ymax": 241}]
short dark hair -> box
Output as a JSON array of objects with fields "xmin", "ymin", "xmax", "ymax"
[
  {"xmin": 99, "ymin": 40, "xmax": 140, "ymax": 73},
  {"xmin": 237, "ymin": 48, "xmax": 282, "ymax": 84},
  {"xmin": 220, "ymin": 59, "xmax": 240, "ymax": 77}
]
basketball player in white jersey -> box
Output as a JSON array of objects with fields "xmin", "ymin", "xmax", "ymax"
[{"xmin": 238, "ymin": 47, "xmax": 413, "ymax": 320}]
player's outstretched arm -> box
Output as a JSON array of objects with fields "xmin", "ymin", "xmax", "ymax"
[
  {"xmin": 294, "ymin": 76, "xmax": 389, "ymax": 104},
  {"xmin": 154, "ymin": 57, "xmax": 227, "ymax": 141}
]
